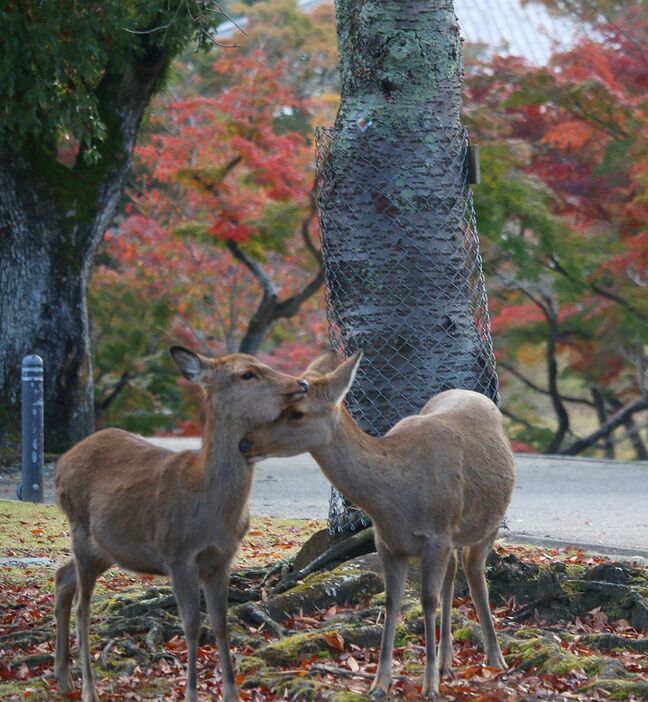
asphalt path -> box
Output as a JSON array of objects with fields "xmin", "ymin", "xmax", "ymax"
[
  {"xmin": 149, "ymin": 437, "xmax": 648, "ymax": 560},
  {"xmin": 2, "ymin": 437, "xmax": 645, "ymax": 560}
]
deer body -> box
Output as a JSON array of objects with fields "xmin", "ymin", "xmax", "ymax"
[
  {"xmin": 57, "ymin": 428, "xmax": 251, "ymax": 576},
  {"xmin": 54, "ymin": 348, "xmax": 307, "ymax": 702},
  {"xmin": 312, "ymin": 390, "xmax": 513, "ymax": 555},
  {"xmin": 243, "ymin": 353, "xmax": 515, "ymax": 700}
]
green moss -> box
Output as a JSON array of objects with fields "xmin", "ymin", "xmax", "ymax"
[
  {"xmin": 581, "ymin": 656, "xmax": 626, "ymax": 677},
  {"xmin": 543, "ymin": 649, "xmax": 583, "ymax": 675},
  {"xmin": 401, "ymin": 600, "xmax": 423, "ymax": 622},
  {"xmin": 585, "ymin": 679, "xmax": 648, "ymax": 700},
  {"xmin": 454, "ymin": 626, "xmax": 472, "ymax": 642},
  {"xmin": 508, "ymin": 634, "xmax": 630, "ymax": 680},
  {"xmin": 238, "ymin": 655, "xmax": 267, "ymax": 675},
  {"xmin": 564, "ymin": 564, "xmax": 586, "ymax": 579},
  {"xmin": 394, "ymin": 622, "xmax": 416, "ymax": 647},
  {"xmin": 255, "ymin": 631, "xmax": 332, "ymax": 666},
  {"xmin": 0, "ymin": 679, "xmax": 50, "ymax": 701},
  {"xmin": 328, "ymin": 692, "xmax": 368, "ymax": 702},
  {"xmin": 263, "ymin": 563, "xmax": 383, "ymax": 621},
  {"xmin": 269, "ymin": 678, "xmax": 324, "ymax": 700},
  {"xmin": 369, "ymin": 592, "xmax": 386, "ymax": 607},
  {"xmin": 635, "ymin": 586, "xmax": 648, "ymax": 600},
  {"xmin": 513, "ymin": 628, "xmax": 544, "ymax": 639},
  {"xmin": 134, "ymin": 678, "xmax": 175, "ymax": 698},
  {"xmin": 0, "ymin": 499, "xmax": 70, "ymax": 558}
]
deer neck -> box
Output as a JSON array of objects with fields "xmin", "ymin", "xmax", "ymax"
[
  {"xmin": 311, "ymin": 409, "xmax": 387, "ymax": 513},
  {"xmin": 198, "ymin": 403, "xmax": 254, "ymax": 520}
]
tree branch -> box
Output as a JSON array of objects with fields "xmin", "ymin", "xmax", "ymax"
[
  {"xmin": 95, "ymin": 371, "xmax": 132, "ymax": 417},
  {"xmin": 591, "ymin": 386, "xmax": 615, "ymax": 459},
  {"xmin": 542, "ymin": 296, "xmax": 571, "ymax": 453},
  {"xmin": 499, "ymin": 361, "xmax": 594, "ymax": 407},
  {"xmin": 232, "ymin": 191, "xmax": 324, "ymax": 355},
  {"xmin": 561, "ymin": 395, "xmax": 648, "ymax": 456},
  {"xmin": 608, "ymin": 396, "xmax": 648, "ymax": 461},
  {"xmin": 301, "ymin": 178, "xmax": 322, "ymax": 265},
  {"xmin": 180, "ymin": 156, "xmax": 243, "ymax": 197},
  {"xmin": 226, "ymin": 240, "xmax": 278, "ymax": 301},
  {"xmin": 547, "ymin": 256, "xmax": 646, "ymax": 324},
  {"xmin": 501, "ymin": 407, "xmax": 535, "ymax": 432}
]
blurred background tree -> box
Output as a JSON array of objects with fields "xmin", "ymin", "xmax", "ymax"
[
  {"xmin": 88, "ymin": 0, "xmax": 338, "ymax": 433},
  {"xmin": 0, "ymin": 0, "xmax": 213, "ymax": 451},
  {"xmin": 465, "ymin": 1, "xmax": 648, "ymax": 456},
  {"xmin": 2, "ymin": 0, "xmax": 644, "ymax": 456}
]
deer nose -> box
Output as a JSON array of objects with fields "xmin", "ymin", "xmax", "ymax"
[
  {"xmin": 297, "ymin": 379, "xmax": 309, "ymax": 392},
  {"xmin": 238, "ymin": 438, "xmax": 253, "ymax": 454}
]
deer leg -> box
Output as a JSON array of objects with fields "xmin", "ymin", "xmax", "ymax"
[
  {"xmin": 171, "ymin": 564, "xmax": 202, "ymax": 702},
  {"xmin": 462, "ymin": 530, "xmax": 506, "ymax": 670},
  {"xmin": 73, "ymin": 550, "xmax": 107, "ymax": 702},
  {"xmin": 369, "ymin": 545, "xmax": 409, "ymax": 700},
  {"xmin": 421, "ymin": 542, "xmax": 452, "ymax": 700},
  {"xmin": 438, "ymin": 548, "xmax": 457, "ymax": 676},
  {"xmin": 54, "ymin": 559, "xmax": 77, "ymax": 695},
  {"xmin": 203, "ymin": 563, "xmax": 240, "ymax": 702}
]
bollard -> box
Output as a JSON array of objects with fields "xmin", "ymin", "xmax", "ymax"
[{"xmin": 19, "ymin": 355, "xmax": 44, "ymax": 503}]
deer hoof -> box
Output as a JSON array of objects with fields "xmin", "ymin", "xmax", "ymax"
[
  {"xmin": 488, "ymin": 651, "xmax": 508, "ymax": 670},
  {"xmin": 56, "ymin": 671, "xmax": 75, "ymax": 695},
  {"xmin": 422, "ymin": 672, "xmax": 440, "ymax": 700},
  {"xmin": 368, "ymin": 681, "xmax": 389, "ymax": 700},
  {"xmin": 438, "ymin": 650, "xmax": 453, "ymax": 676}
]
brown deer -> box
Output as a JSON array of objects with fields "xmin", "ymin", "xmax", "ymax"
[
  {"xmin": 242, "ymin": 351, "xmax": 515, "ymax": 700},
  {"xmin": 54, "ymin": 346, "xmax": 309, "ymax": 702}
]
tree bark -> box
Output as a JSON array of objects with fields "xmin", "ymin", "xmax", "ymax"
[
  {"xmin": 0, "ymin": 46, "xmax": 168, "ymax": 452},
  {"xmin": 319, "ymin": 0, "xmax": 498, "ymax": 439},
  {"xmin": 592, "ymin": 386, "xmax": 615, "ymax": 459},
  {"xmin": 609, "ymin": 397, "xmax": 648, "ymax": 461},
  {"xmin": 543, "ymin": 297, "xmax": 570, "ymax": 454}
]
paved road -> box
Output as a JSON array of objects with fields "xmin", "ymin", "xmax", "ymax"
[
  {"xmin": 150, "ymin": 438, "xmax": 648, "ymax": 559},
  {"xmin": 3, "ymin": 437, "xmax": 646, "ymax": 559}
]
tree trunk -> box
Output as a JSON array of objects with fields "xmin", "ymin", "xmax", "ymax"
[
  {"xmin": 561, "ymin": 395, "xmax": 648, "ymax": 456},
  {"xmin": 591, "ymin": 386, "xmax": 615, "ymax": 459},
  {"xmin": 609, "ymin": 397, "xmax": 648, "ymax": 461},
  {"xmin": 0, "ymin": 47, "xmax": 168, "ymax": 452},
  {"xmin": 319, "ymin": 0, "xmax": 497, "ymax": 438},
  {"xmin": 0, "ymin": 183, "xmax": 93, "ymax": 450}
]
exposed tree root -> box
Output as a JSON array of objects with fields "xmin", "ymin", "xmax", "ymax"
[{"xmin": 2, "ymin": 545, "xmax": 647, "ymax": 700}]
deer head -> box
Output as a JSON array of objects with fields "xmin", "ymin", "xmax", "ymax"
[
  {"xmin": 170, "ymin": 346, "xmax": 310, "ymax": 427},
  {"xmin": 241, "ymin": 350, "xmax": 362, "ymax": 460}
]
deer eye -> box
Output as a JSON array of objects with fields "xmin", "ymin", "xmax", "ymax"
[
  {"xmin": 240, "ymin": 371, "xmax": 256, "ymax": 380},
  {"xmin": 289, "ymin": 410, "xmax": 304, "ymax": 420}
]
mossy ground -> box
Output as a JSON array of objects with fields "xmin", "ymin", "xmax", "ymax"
[{"xmin": 1, "ymin": 502, "xmax": 647, "ymax": 701}]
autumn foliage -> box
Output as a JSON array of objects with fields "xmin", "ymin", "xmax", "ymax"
[
  {"xmin": 466, "ymin": 5, "xmax": 648, "ymax": 455},
  {"xmin": 91, "ymin": 50, "xmax": 328, "ymax": 432},
  {"xmin": 88, "ymin": 0, "xmax": 648, "ymax": 454}
]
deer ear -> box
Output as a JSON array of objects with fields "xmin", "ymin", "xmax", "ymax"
[
  {"xmin": 170, "ymin": 346, "xmax": 209, "ymax": 383},
  {"xmin": 304, "ymin": 349, "xmax": 339, "ymax": 379},
  {"xmin": 322, "ymin": 351, "xmax": 362, "ymax": 404}
]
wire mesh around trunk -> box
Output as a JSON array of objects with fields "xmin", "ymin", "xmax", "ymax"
[{"xmin": 316, "ymin": 124, "xmax": 499, "ymax": 535}]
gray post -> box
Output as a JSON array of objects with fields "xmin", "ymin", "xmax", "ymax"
[{"xmin": 19, "ymin": 355, "xmax": 44, "ymax": 503}]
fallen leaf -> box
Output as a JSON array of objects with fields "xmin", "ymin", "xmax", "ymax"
[
  {"xmin": 323, "ymin": 631, "xmax": 345, "ymax": 652},
  {"xmin": 347, "ymin": 656, "xmax": 360, "ymax": 672}
]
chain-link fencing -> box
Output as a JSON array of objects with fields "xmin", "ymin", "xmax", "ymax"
[{"xmin": 315, "ymin": 122, "xmax": 498, "ymax": 534}]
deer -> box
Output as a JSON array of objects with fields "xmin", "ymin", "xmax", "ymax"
[
  {"xmin": 241, "ymin": 351, "xmax": 516, "ymax": 700},
  {"xmin": 53, "ymin": 346, "xmax": 309, "ymax": 702}
]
